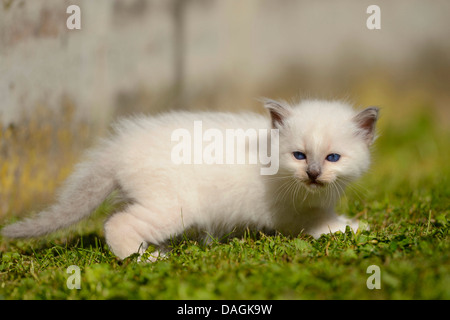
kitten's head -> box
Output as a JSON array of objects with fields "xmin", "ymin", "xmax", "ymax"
[{"xmin": 264, "ymin": 99, "xmax": 379, "ymax": 192}]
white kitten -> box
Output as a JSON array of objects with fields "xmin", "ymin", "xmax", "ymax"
[{"xmin": 1, "ymin": 99, "xmax": 378, "ymax": 260}]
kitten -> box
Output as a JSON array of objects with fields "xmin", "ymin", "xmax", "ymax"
[{"xmin": 1, "ymin": 99, "xmax": 379, "ymax": 261}]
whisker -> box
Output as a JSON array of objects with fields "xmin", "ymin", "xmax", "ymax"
[
  {"xmin": 273, "ymin": 177, "xmax": 297, "ymax": 204},
  {"xmin": 335, "ymin": 176, "xmax": 368, "ymax": 202},
  {"xmin": 291, "ymin": 179, "xmax": 303, "ymax": 214}
]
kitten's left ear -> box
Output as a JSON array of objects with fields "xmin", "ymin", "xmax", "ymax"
[
  {"xmin": 262, "ymin": 98, "xmax": 292, "ymax": 129},
  {"xmin": 353, "ymin": 107, "xmax": 379, "ymax": 145}
]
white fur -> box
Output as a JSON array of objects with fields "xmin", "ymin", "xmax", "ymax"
[{"xmin": 2, "ymin": 99, "xmax": 378, "ymax": 260}]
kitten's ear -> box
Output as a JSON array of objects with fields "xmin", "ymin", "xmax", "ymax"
[
  {"xmin": 262, "ymin": 98, "xmax": 292, "ymax": 128},
  {"xmin": 353, "ymin": 106, "xmax": 379, "ymax": 145}
]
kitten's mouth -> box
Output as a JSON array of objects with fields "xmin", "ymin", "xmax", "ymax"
[{"xmin": 304, "ymin": 180, "xmax": 325, "ymax": 189}]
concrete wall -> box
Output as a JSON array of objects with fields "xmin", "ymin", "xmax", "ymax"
[{"xmin": 1, "ymin": 0, "xmax": 449, "ymax": 125}]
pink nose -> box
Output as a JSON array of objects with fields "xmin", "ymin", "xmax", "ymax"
[{"xmin": 306, "ymin": 169, "xmax": 321, "ymax": 181}]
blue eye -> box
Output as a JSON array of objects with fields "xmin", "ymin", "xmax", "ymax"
[
  {"xmin": 293, "ymin": 151, "xmax": 306, "ymax": 160},
  {"xmin": 326, "ymin": 153, "xmax": 341, "ymax": 162}
]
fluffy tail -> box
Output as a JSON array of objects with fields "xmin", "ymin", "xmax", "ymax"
[{"xmin": 1, "ymin": 150, "xmax": 116, "ymax": 239}]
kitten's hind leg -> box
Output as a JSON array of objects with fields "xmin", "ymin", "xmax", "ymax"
[
  {"xmin": 104, "ymin": 204, "xmax": 180, "ymax": 261},
  {"xmin": 104, "ymin": 210, "xmax": 148, "ymax": 260}
]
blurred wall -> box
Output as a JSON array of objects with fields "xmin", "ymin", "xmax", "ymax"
[{"xmin": 1, "ymin": 0, "xmax": 449, "ymax": 125}]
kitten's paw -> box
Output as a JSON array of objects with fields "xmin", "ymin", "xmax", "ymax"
[
  {"xmin": 309, "ymin": 216, "xmax": 361, "ymax": 239},
  {"xmin": 138, "ymin": 249, "xmax": 169, "ymax": 263}
]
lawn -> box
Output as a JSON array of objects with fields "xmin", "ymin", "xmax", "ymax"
[{"xmin": 0, "ymin": 101, "xmax": 449, "ymax": 300}]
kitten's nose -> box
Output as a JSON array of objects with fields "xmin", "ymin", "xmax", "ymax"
[{"xmin": 306, "ymin": 168, "xmax": 321, "ymax": 182}]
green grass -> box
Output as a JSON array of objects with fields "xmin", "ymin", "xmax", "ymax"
[{"xmin": 0, "ymin": 107, "xmax": 449, "ymax": 300}]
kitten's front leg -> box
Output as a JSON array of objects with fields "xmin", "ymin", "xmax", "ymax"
[{"xmin": 307, "ymin": 214, "xmax": 360, "ymax": 239}]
